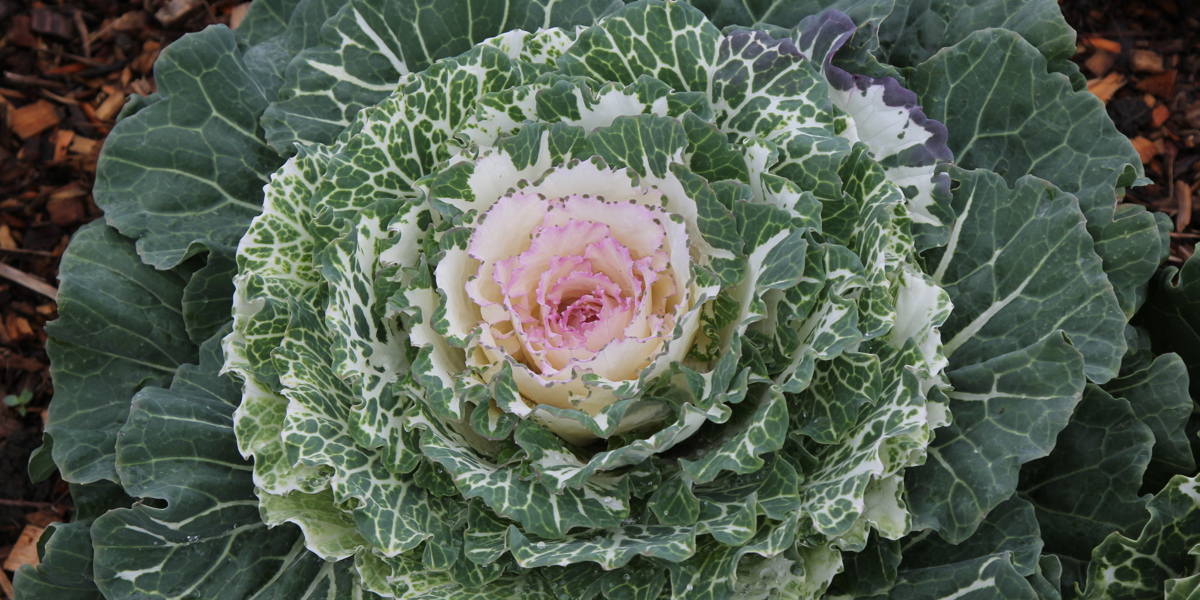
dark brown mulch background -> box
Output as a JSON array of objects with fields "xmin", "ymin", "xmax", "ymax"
[
  {"xmin": 1060, "ymin": 0, "xmax": 1200, "ymax": 266},
  {"xmin": 0, "ymin": 0, "xmax": 1196, "ymax": 594}
]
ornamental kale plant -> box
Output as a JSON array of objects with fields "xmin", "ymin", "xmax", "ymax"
[{"xmin": 14, "ymin": 0, "xmax": 1200, "ymax": 599}]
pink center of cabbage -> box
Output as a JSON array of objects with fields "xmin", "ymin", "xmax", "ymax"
[{"xmin": 468, "ymin": 193, "xmax": 678, "ymax": 380}]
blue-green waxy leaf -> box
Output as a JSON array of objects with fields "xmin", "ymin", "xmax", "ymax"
[
  {"xmin": 901, "ymin": 496, "xmax": 1044, "ymax": 577},
  {"xmin": 877, "ymin": 0, "xmax": 1081, "ymax": 84},
  {"xmin": 834, "ymin": 533, "xmax": 902, "ymax": 597},
  {"xmin": 11, "ymin": 522, "xmax": 105, "ymax": 600},
  {"xmin": 94, "ymin": 25, "xmax": 282, "ymax": 269},
  {"xmin": 233, "ymin": 0, "xmax": 305, "ymax": 46},
  {"xmin": 928, "ymin": 167, "xmax": 1125, "ymax": 383},
  {"xmin": 1018, "ymin": 386, "xmax": 1154, "ymax": 562},
  {"xmin": 905, "ymin": 28, "xmax": 1139, "ymax": 214},
  {"xmin": 44, "ymin": 222, "xmax": 197, "ymax": 485},
  {"xmin": 907, "ymin": 29, "xmax": 1164, "ymax": 317},
  {"xmin": 906, "ymin": 332, "xmax": 1084, "ymax": 543},
  {"xmin": 181, "ymin": 247, "xmax": 237, "ymax": 345},
  {"xmin": 81, "ymin": 331, "xmax": 376, "ymax": 600},
  {"xmin": 240, "ymin": 0, "xmax": 351, "ymax": 99},
  {"xmin": 1139, "ymin": 252, "xmax": 1200, "ymax": 399},
  {"xmin": 10, "ymin": 481, "xmax": 132, "ymax": 598},
  {"xmin": 69, "ymin": 481, "xmax": 135, "ymax": 523},
  {"xmin": 1101, "ymin": 346, "xmax": 1195, "ymax": 488},
  {"xmin": 1080, "ymin": 475, "xmax": 1200, "ymax": 600},
  {"xmin": 884, "ymin": 553, "xmax": 1042, "ymax": 600}
]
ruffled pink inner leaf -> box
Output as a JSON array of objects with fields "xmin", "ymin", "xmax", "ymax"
[{"xmin": 469, "ymin": 193, "xmax": 680, "ymax": 386}]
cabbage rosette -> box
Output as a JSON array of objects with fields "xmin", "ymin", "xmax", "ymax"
[
  {"xmin": 221, "ymin": 4, "xmax": 955, "ymax": 597},
  {"xmin": 21, "ymin": 0, "xmax": 1198, "ymax": 599}
]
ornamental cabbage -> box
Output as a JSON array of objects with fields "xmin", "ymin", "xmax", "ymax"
[{"xmin": 15, "ymin": 1, "xmax": 1200, "ymax": 600}]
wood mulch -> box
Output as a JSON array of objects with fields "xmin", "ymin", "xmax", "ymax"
[
  {"xmin": 0, "ymin": 0, "xmax": 1195, "ymax": 594},
  {"xmin": 1061, "ymin": 0, "xmax": 1200, "ymax": 265}
]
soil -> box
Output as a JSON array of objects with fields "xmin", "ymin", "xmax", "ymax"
[{"xmin": 0, "ymin": 0, "xmax": 1195, "ymax": 590}]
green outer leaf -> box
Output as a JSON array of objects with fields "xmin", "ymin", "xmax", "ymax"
[
  {"xmin": 802, "ymin": 346, "xmax": 929, "ymax": 544},
  {"xmin": 94, "ymin": 25, "xmax": 282, "ymax": 269},
  {"xmin": 234, "ymin": 377, "xmax": 330, "ymax": 495},
  {"xmin": 12, "ymin": 480, "xmax": 134, "ymax": 599},
  {"xmin": 12, "ymin": 523, "xmax": 104, "ymax": 600},
  {"xmin": 419, "ymin": 413, "xmax": 631, "ymax": 539},
  {"xmin": 181, "ymin": 247, "xmax": 237, "ymax": 344},
  {"xmin": 59, "ymin": 327, "xmax": 385, "ymax": 600},
  {"xmin": 907, "ymin": 28, "xmax": 1163, "ymax": 318},
  {"xmin": 877, "ymin": 0, "xmax": 1079, "ymax": 82},
  {"xmin": 900, "ymin": 496, "xmax": 1043, "ymax": 576},
  {"xmin": 45, "ymin": 221, "xmax": 196, "ymax": 484},
  {"xmin": 1018, "ymin": 386, "xmax": 1153, "ymax": 563},
  {"xmin": 834, "ymin": 533, "xmax": 902, "ymax": 597},
  {"xmin": 588, "ymin": 114, "xmax": 689, "ymax": 180},
  {"xmin": 307, "ymin": 42, "xmax": 548, "ymax": 241},
  {"xmin": 707, "ymin": 29, "xmax": 833, "ymax": 144},
  {"xmin": 234, "ymin": 0, "xmax": 305, "ymax": 46},
  {"xmin": 928, "ymin": 168, "xmax": 1125, "ymax": 384},
  {"xmin": 262, "ymin": 0, "xmax": 619, "ymax": 151},
  {"xmin": 357, "ymin": 551, "xmax": 549, "ymax": 599},
  {"xmin": 69, "ymin": 480, "xmax": 134, "ymax": 522},
  {"xmin": 1101, "ymin": 349, "xmax": 1195, "ymax": 486},
  {"xmin": 319, "ymin": 198, "xmax": 411, "ymax": 460},
  {"xmin": 90, "ymin": 331, "xmax": 327, "ymax": 599},
  {"xmin": 240, "ymin": 0, "xmax": 350, "ymax": 97},
  {"xmin": 884, "ymin": 552, "xmax": 1041, "ymax": 600},
  {"xmin": 1080, "ymin": 475, "xmax": 1200, "ymax": 600},
  {"xmin": 905, "ymin": 332, "xmax": 1084, "ymax": 543},
  {"xmin": 1138, "ymin": 252, "xmax": 1200, "ymax": 399},
  {"xmin": 66, "ymin": 3, "xmax": 1135, "ymax": 599},
  {"xmin": 252, "ymin": 557, "xmax": 385, "ymax": 600}
]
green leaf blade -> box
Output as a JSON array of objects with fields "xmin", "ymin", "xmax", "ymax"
[{"xmin": 94, "ymin": 26, "xmax": 283, "ymax": 269}]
